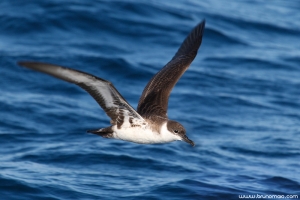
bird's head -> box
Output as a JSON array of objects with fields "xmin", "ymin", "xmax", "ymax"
[{"xmin": 166, "ymin": 120, "xmax": 195, "ymax": 146}]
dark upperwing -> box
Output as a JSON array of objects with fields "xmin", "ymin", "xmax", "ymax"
[{"xmin": 137, "ymin": 20, "xmax": 205, "ymax": 118}]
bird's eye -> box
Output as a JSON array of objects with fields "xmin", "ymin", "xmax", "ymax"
[{"xmin": 174, "ymin": 130, "xmax": 179, "ymax": 133}]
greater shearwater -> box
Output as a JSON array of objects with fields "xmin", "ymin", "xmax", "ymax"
[{"xmin": 18, "ymin": 20, "xmax": 205, "ymax": 146}]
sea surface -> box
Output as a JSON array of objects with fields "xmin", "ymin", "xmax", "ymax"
[{"xmin": 1, "ymin": 0, "xmax": 300, "ymax": 199}]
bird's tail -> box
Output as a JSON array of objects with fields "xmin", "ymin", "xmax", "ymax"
[{"xmin": 87, "ymin": 126, "xmax": 113, "ymax": 138}]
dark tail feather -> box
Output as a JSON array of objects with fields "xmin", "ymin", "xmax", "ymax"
[{"xmin": 87, "ymin": 127, "xmax": 113, "ymax": 138}]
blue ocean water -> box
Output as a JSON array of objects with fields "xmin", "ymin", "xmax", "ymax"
[{"xmin": 1, "ymin": 0, "xmax": 300, "ymax": 199}]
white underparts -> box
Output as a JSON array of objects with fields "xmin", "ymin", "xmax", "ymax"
[{"xmin": 112, "ymin": 122, "xmax": 181, "ymax": 144}]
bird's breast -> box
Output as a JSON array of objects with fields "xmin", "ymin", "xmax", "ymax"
[
  {"xmin": 112, "ymin": 122, "xmax": 180, "ymax": 144},
  {"xmin": 112, "ymin": 125, "xmax": 161, "ymax": 144}
]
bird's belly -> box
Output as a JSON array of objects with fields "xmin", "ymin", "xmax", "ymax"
[{"xmin": 112, "ymin": 126, "xmax": 164, "ymax": 144}]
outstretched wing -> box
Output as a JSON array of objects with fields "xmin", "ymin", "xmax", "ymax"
[
  {"xmin": 18, "ymin": 61, "xmax": 145, "ymax": 126},
  {"xmin": 137, "ymin": 20, "xmax": 205, "ymax": 118}
]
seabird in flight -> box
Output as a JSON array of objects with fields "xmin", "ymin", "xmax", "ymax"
[{"xmin": 18, "ymin": 20, "xmax": 205, "ymax": 146}]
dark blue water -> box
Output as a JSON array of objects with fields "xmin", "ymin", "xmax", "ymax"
[{"xmin": 1, "ymin": 1, "xmax": 300, "ymax": 199}]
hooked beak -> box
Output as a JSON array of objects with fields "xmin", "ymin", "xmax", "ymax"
[{"xmin": 181, "ymin": 135, "xmax": 195, "ymax": 147}]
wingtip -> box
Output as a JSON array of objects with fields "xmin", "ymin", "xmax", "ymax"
[
  {"xmin": 198, "ymin": 19, "xmax": 206, "ymax": 32},
  {"xmin": 18, "ymin": 61, "xmax": 35, "ymax": 68},
  {"xmin": 17, "ymin": 61, "xmax": 26, "ymax": 67}
]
